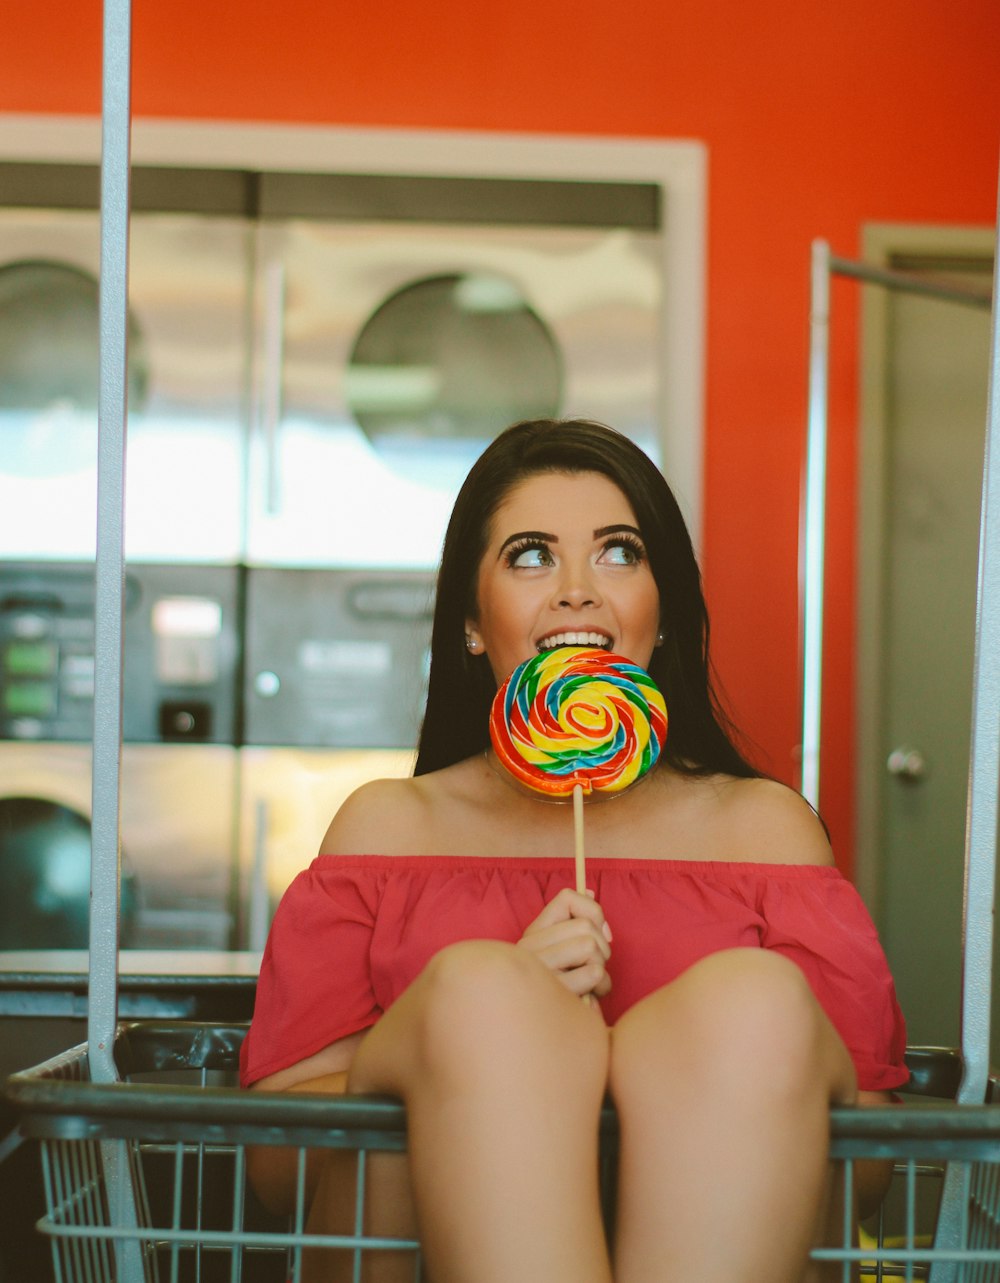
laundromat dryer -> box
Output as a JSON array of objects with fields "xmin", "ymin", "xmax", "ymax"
[{"xmin": 0, "ymin": 561, "xmax": 241, "ymax": 951}]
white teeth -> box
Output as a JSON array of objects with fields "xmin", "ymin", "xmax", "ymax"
[{"xmin": 536, "ymin": 631, "xmax": 612, "ymax": 652}]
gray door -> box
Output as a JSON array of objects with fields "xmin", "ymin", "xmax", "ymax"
[{"xmin": 857, "ymin": 227, "xmax": 995, "ymax": 1059}]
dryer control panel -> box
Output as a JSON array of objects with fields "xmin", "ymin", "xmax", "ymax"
[{"xmin": 0, "ymin": 563, "xmax": 240, "ymax": 744}]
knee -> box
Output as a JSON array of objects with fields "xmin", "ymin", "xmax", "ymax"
[
  {"xmin": 416, "ymin": 940, "xmax": 559, "ymax": 1063},
  {"xmin": 698, "ymin": 950, "xmax": 829, "ymax": 1090},
  {"xmin": 420, "ymin": 938, "xmax": 539, "ymax": 1027},
  {"xmin": 611, "ymin": 949, "xmax": 846, "ymax": 1106},
  {"xmin": 413, "ymin": 940, "xmax": 606, "ymax": 1086}
]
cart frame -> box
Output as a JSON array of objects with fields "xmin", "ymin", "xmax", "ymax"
[{"xmin": 8, "ymin": 1022, "xmax": 1000, "ymax": 1283}]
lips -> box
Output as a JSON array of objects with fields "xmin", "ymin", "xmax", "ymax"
[{"xmin": 535, "ymin": 630, "xmax": 613, "ymax": 653}]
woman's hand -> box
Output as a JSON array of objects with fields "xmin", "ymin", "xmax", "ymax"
[{"xmin": 516, "ymin": 887, "xmax": 613, "ymax": 998}]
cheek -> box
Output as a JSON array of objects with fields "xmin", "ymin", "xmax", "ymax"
[
  {"xmin": 475, "ymin": 575, "xmax": 515, "ymax": 643},
  {"xmin": 632, "ymin": 573, "xmax": 660, "ymax": 620},
  {"xmin": 470, "ymin": 564, "xmax": 496, "ymax": 628}
]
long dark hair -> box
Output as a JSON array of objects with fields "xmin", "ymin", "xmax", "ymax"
[{"xmin": 414, "ymin": 418, "xmax": 759, "ymax": 779}]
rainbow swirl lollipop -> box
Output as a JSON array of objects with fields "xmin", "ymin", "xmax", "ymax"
[{"xmin": 489, "ymin": 645, "xmax": 668, "ymax": 799}]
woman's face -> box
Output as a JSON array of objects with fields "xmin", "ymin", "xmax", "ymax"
[{"xmin": 467, "ymin": 469, "xmax": 662, "ymax": 683}]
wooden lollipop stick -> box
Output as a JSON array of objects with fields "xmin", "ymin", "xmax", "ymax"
[
  {"xmin": 572, "ymin": 782, "xmax": 594, "ymax": 1006},
  {"xmin": 573, "ymin": 782, "xmax": 586, "ymax": 894}
]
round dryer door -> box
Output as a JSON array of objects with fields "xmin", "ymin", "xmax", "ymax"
[
  {"xmin": 247, "ymin": 213, "xmax": 661, "ymax": 570},
  {"xmin": 0, "ymin": 797, "xmax": 139, "ymax": 949},
  {"xmin": 0, "ymin": 211, "xmax": 250, "ymax": 565},
  {"xmin": 0, "ymin": 260, "xmax": 149, "ymax": 479},
  {"xmin": 346, "ymin": 270, "xmax": 561, "ymax": 454}
]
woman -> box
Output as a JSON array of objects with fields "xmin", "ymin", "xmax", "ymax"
[{"xmin": 242, "ymin": 418, "xmax": 908, "ymax": 1283}]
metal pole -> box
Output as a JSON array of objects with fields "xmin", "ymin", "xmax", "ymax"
[
  {"xmin": 829, "ymin": 255, "xmax": 993, "ymax": 311},
  {"xmin": 89, "ymin": 0, "xmax": 131, "ymax": 1089},
  {"xmin": 918, "ymin": 188, "xmax": 1000, "ymax": 1283},
  {"xmin": 956, "ymin": 214, "xmax": 1000, "ymax": 1107},
  {"xmin": 90, "ymin": 3, "xmax": 144, "ymax": 1279},
  {"xmin": 800, "ymin": 239, "xmax": 831, "ymax": 809}
]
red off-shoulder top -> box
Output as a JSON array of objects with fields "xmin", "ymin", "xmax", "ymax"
[{"xmin": 241, "ymin": 855, "xmax": 908, "ymax": 1092}]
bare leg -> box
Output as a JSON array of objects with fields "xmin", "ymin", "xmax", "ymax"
[
  {"xmin": 302, "ymin": 1150, "xmax": 420, "ymax": 1283},
  {"xmin": 346, "ymin": 939, "xmax": 613, "ymax": 1283},
  {"xmin": 609, "ymin": 948, "xmax": 857, "ymax": 1283}
]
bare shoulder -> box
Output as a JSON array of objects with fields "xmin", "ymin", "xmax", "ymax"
[
  {"xmin": 709, "ymin": 776, "xmax": 834, "ymax": 866},
  {"xmin": 319, "ymin": 775, "xmax": 430, "ymax": 855},
  {"xmin": 318, "ymin": 757, "xmax": 485, "ymax": 856}
]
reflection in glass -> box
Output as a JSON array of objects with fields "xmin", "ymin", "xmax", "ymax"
[
  {"xmin": 346, "ymin": 271, "xmax": 562, "ymax": 452},
  {"xmin": 0, "ymin": 260, "xmax": 149, "ymax": 478}
]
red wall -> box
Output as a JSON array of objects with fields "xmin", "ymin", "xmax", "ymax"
[{"xmin": 4, "ymin": 0, "xmax": 999, "ymax": 871}]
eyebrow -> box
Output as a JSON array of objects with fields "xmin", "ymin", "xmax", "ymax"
[
  {"xmin": 594, "ymin": 524, "xmax": 643, "ymax": 539},
  {"xmin": 497, "ymin": 530, "xmax": 556, "ymax": 558},
  {"xmin": 496, "ymin": 524, "xmax": 643, "ymax": 558}
]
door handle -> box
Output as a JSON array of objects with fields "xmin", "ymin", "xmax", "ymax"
[{"xmin": 887, "ymin": 746, "xmax": 928, "ymax": 781}]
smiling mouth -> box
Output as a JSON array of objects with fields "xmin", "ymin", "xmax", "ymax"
[{"xmin": 535, "ymin": 631, "xmax": 613, "ymax": 653}]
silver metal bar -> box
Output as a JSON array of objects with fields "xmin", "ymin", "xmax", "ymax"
[
  {"xmin": 955, "ymin": 198, "xmax": 1000, "ymax": 1107},
  {"xmin": 840, "ymin": 1158, "xmax": 853, "ymax": 1283},
  {"xmin": 928, "ymin": 184, "xmax": 1000, "ymax": 1283},
  {"xmin": 354, "ymin": 1148, "xmax": 367, "ymax": 1283},
  {"xmin": 800, "ymin": 238, "xmax": 831, "ymax": 808},
  {"xmin": 89, "ymin": 0, "xmax": 130, "ymax": 1088},
  {"xmin": 90, "ymin": 3, "xmax": 144, "ymax": 1280},
  {"xmin": 830, "ymin": 255, "xmax": 992, "ymax": 310}
]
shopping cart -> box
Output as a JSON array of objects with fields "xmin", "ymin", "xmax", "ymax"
[
  {"xmin": 5, "ymin": 1024, "xmax": 1000, "ymax": 1283},
  {"xmin": 5, "ymin": 4, "xmax": 1000, "ymax": 1282}
]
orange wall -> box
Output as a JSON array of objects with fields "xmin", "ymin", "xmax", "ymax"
[{"xmin": 4, "ymin": 0, "xmax": 999, "ymax": 870}]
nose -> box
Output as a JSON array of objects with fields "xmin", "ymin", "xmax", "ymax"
[{"xmin": 552, "ymin": 560, "xmax": 602, "ymax": 610}]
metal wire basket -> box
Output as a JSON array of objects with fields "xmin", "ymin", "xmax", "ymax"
[
  {"xmin": 6, "ymin": 1021, "xmax": 1000, "ymax": 1283},
  {"xmin": 8, "ymin": 1022, "xmax": 417, "ymax": 1283}
]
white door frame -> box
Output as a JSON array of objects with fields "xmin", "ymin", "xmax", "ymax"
[{"xmin": 856, "ymin": 222, "xmax": 995, "ymax": 912}]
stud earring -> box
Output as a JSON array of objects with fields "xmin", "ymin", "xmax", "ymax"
[
  {"xmin": 656, "ymin": 630, "xmax": 665, "ymax": 646},
  {"xmin": 465, "ymin": 635, "xmax": 479, "ymax": 653}
]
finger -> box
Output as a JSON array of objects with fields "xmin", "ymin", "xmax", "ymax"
[
  {"xmin": 580, "ymin": 899, "xmax": 614, "ymax": 943},
  {"xmin": 530, "ymin": 932, "xmax": 611, "ymax": 974},
  {"xmin": 530, "ymin": 887, "xmax": 610, "ymax": 934},
  {"xmin": 523, "ymin": 918, "xmax": 611, "ymax": 959},
  {"xmin": 556, "ymin": 960, "xmax": 612, "ymax": 999},
  {"xmin": 591, "ymin": 969, "xmax": 612, "ymax": 998},
  {"xmin": 520, "ymin": 917, "xmax": 611, "ymax": 962}
]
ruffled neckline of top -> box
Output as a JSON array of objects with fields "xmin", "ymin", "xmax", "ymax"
[{"xmin": 312, "ymin": 854, "xmax": 844, "ymax": 877}]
